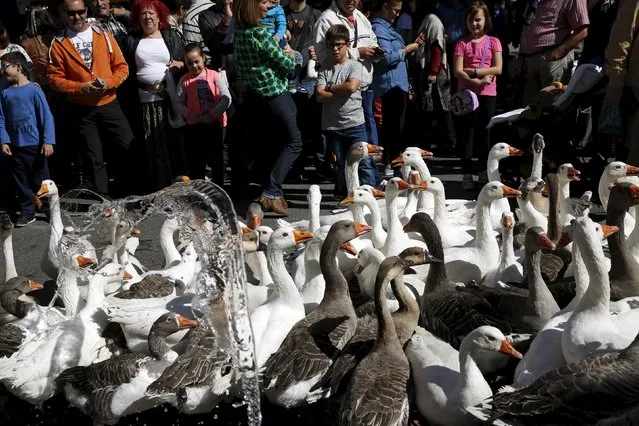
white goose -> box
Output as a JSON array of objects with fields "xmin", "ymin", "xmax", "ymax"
[
  {"xmin": 251, "ymin": 227, "xmax": 310, "ymax": 368},
  {"xmin": 36, "ymin": 180, "xmax": 65, "ymax": 280},
  {"xmin": 528, "ymin": 133, "xmax": 549, "ymax": 216},
  {"xmin": 598, "ymin": 161, "xmax": 639, "ymax": 236},
  {"xmin": 1, "ymin": 214, "xmax": 19, "ymax": 325},
  {"xmin": 485, "ymin": 142, "xmax": 524, "ymax": 229},
  {"xmin": 339, "ymin": 187, "xmax": 387, "ymax": 249},
  {"xmin": 405, "ymin": 326, "xmax": 522, "ymax": 426},
  {"xmin": 483, "ymin": 211, "xmax": 523, "ymax": 288}
]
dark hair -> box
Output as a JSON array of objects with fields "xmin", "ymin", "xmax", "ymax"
[
  {"xmin": 325, "ymin": 24, "xmax": 350, "ymax": 46},
  {"xmin": 465, "ymin": 1, "xmax": 492, "ymax": 35},
  {"xmin": 0, "ymin": 22, "xmax": 8, "ymax": 46},
  {"xmin": 233, "ymin": 0, "xmax": 263, "ymax": 28},
  {"xmin": 24, "ymin": 6, "xmax": 59, "ymax": 38},
  {"xmin": 184, "ymin": 42, "xmax": 205, "ymax": 57},
  {"xmin": 0, "ymin": 52, "xmax": 31, "ymax": 80},
  {"xmin": 130, "ymin": 0, "xmax": 170, "ymax": 29}
]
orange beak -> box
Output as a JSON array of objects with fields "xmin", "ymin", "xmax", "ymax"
[
  {"xmin": 391, "ymin": 154, "xmax": 405, "ymax": 168},
  {"xmin": 241, "ymin": 225, "xmax": 252, "ymax": 235},
  {"xmin": 340, "ymin": 241, "xmax": 358, "ymax": 256},
  {"xmin": 629, "ymin": 184, "xmax": 639, "ymax": 200},
  {"xmin": 339, "ymin": 193, "xmax": 355, "ymax": 206},
  {"xmin": 537, "ymin": 233, "xmax": 556, "ymax": 250},
  {"xmin": 353, "ymin": 222, "xmax": 373, "ymax": 237},
  {"xmin": 601, "ymin": 224, "xmax": 619, "ymax": 239},
  {"xmin": 293, "ymin": 229, "xmax": 314, "ymax": 244},
  {"xmin": 104, "ymin": 208, "xmax": 115, "ymax": 218},
  {"xmin": 626, "ymin": 165, "xmax": 639, "ymax": 176},
  {"xmin": 177, "ymin": 315, "xmax": 199, "ymax": 329},
  {"xmin": 413, "ymin": 181, "xmax": 428, "ymax": 191},
  {"xmin": 29, "ymin": 280, "xmax": 43, "ymax": 290},
  {"xmin": 499, "ymin": 340, "xmax": 523, "ymax": 359},
  {"xmin": 249, "ymin": 214, "xmax": 262, "ymax": 230},
  {"xmin": 567, "ymin": 167, "xmax": 581, "ymax": 181},
  {"xmin": 36, "ymin": 183, "xmax": 49, "ymax": 198},
  {"xmin": 403, "ymin": 222, "xmax": 415, "ymax": 233},
  {"xmin": 396, "ymin": 179, "xmax": 413, "ymax": 191},
  {"xmin": 501, "ymin": 185, "xmax": 522, "ymax": 198},
  {"xmin": 541, "ymin": 185, "xmax": 549, "ymax": 198},
  {"xmin": 409, "ymin": 171, "xmax": 421, "ymax": 185},
  {"xmin": 179, "ymin": 175, "xmax": 191, "ymax": 183},
  {"xmin": 370, "ymin": 187, "xmax": 385, "ymax": 199},
  {"xmin": 508, "ymin": 146, "xmax": 524, "ymax": 156},
  {"xmin": 366, "ymin": 144, "xmax": 384, "ymax": 154},
  {"xmin": 123, "ymin": 270, "xmax": 133, "ymax": 280},
  {"xmin": 420, "ymin": 149, "xmax": 434, "ymax": 158},
  {"xmin": 76, "ymin": 256, "xmax": 95, "ymax": 268},
  {"xmin": 502, "ymin": 215, "xmax": 513, "ymax": 229},
  {"xmin": 130, "ymin": 227, "xmax": 141, "ymax": 236}
]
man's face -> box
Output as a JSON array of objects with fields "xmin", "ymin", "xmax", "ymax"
[
  {"xmin": 91, "ymin": 0, "xmax": 111, "ymax": 18},
  {"xmin": 337, "ymin": 0, "xmax": 356, "ymax": 15},
  {"xmin": 65, "ymin": 0, "xmax": 89, "ymax": 32}
]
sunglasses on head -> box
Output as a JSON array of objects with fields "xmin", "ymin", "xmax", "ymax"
[{"xmin": 66, "ymin": 7, "xmax": 87, "ymax": 17}]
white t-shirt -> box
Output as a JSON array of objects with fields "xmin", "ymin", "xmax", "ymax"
[
  {"xmin": 135, "ymin": 38, "xmax": 170, "ymax": 103},
  {"xmin": 68, "ymin": 27, "xmax": 94, "ymax": 70}
]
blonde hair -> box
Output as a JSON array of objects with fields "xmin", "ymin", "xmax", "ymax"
[{"xmin": 233, "ymin": 0, "xmax": 263, "ymax": 27}]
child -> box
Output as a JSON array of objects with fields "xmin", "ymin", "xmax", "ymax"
[
  {"xmin": 175, "ymin": 43, "xmax": 231, "ymax": 185},
  {"xmin": 0, "ymin": 51, "xmax": 54, "ymax": 227},
  {"xmin": 315, "ymin": 24, "xmax": 378, "ymax": 198},
  {"xmin": 452, "ymin": 1, "xmax": 502, "ymax": 191}
]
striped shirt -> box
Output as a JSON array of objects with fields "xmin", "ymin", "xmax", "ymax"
[
  {"xmin": 519, "ymin": 0, "xmax": 590, "ymax": 55},
  {"xmin": 182, "ymin": 0, "xmax": 215, "ymax": 54}
]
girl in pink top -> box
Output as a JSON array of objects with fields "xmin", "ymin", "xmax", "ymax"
[
  {"xmin": 453, "ymin": 1, "xmax": 502, "ymax": 190},
  {"xmin": 176, "ymin": 43, "xmax": 232, "ymax": 185}
]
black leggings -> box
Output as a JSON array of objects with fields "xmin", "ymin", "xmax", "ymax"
[
  {"xmin": 454, "ymin": 95, "xmax": 496, "ymax": 175},
  {"xmin": 183, "ymin": 122, "xmax": 225, "ymax": 185},
  {"xmin": 380, "ymin": 87, "xmax": 408, "ymax": 164}
]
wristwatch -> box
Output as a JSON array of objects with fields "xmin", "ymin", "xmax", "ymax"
[
  {"xmin": 326, "ymin": 82, "xmax": 334, "ymax": 92},
  {"xmin": 471, "ymin": 69, "xmax": 477, "ymax": 78}
]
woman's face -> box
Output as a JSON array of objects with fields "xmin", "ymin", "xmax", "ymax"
[
  {"xmin": 383, "ymin": 0, "xmax": 402, "ymax": 23},
  {"xmin": 258, "ymin": 0, "xmax": 269, "ymax": 19},
  {"xmin": 467, "ymin": 10, "xmax": 485, "ymax": 36},
  {"xmin": 140, "ymin": 7, "xmax": 160, "ymax": 34}
]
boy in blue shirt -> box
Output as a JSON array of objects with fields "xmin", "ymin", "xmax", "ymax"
[{"xmin": 0, "ymin": 52, "xmax": 54, "ymax": 227}]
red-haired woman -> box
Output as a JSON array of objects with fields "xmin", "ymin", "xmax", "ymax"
[{"xmin": 122, "ymin": 0, "xmax": 187, "ymax": 193}]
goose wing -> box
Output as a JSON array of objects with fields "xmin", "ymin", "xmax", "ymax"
[
  {"xmin": 114, "ymin": 274, "xmax": 174, "ymax": 299},
  {"xmin": 0, "ymin": 324, "xmax": 26, "ymax": 358}
]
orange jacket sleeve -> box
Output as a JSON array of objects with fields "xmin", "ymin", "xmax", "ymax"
[
  {"xmin": 47, "ymin": 41, "xmax": 85, "ymax": 95},
  {"xmin": 104, "ymin": 31, "xmax": 128, "ymax": 90}
]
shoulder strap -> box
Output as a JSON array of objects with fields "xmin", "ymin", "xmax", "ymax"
[{"xmin": 479, "ymin": 36, "xmax": 490, "ymax": 68}]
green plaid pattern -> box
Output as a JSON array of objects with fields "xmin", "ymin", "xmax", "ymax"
[{"xmin": 233, "ymin": 26, "xmax": 295, "ymax": 97}]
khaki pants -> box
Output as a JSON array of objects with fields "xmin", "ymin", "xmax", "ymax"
[
  {"xmin": 625, "ymin": 88, "xmax": 639, "ymax": 165},
  {"xmin": 522, "ymin": 50, "xmax": 575, "ymax": 105}
]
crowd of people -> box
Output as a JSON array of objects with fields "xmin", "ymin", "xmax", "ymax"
[{"xmin": 0, "ymin": 0, "xmax": 636, "ymax": 222}]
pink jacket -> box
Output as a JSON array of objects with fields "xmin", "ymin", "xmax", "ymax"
[{"xmin": 178, "ymin": 69, "xmax": 228, "ymax": 127}]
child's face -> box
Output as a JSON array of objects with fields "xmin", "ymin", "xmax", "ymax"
[
  {"xmin": 271, "ymin": 0, "xmax": 280, "ymax": 5},
  {"xmin": 328, "ymin": 39, "xmax": 349, "ymax": 63},
  {"xmin": 1, "ymin": 61, "xmax": 20, "ymax": 81},
  {"xmin": 467, "ymin": 10, "xmax": 486, "ymax": 36},
  {"xmin": 185, "ymin": 51, "xmax": 206, "ymax": 75}
]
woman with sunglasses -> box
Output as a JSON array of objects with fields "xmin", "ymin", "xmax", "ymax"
[{"xmin": 370, "ymin": 0, "xmax": 424, "ymax": 172}]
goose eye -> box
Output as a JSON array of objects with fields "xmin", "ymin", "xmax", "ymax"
[
  {"xmin": 595, "ymin": 227, "xmax": 600, "ymax": 232},
  {"xmin": 261, "ymin": 231, "xmax": 267, "ymax": 235},
  {"xmin": 492, "ymin": 185, "xmax": 497, "ymax": 189},
  {"xmin": 282, "ymin": 232, "xmax": 289, "ymax": 238},
  {"xmin": 345, "ymin": 223, "xmax": 351, "ymax": 228}
]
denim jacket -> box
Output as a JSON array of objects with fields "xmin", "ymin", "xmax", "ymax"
[{"xmin": 370, "ymin": 17, "xmax": 409, "ymax": 97}]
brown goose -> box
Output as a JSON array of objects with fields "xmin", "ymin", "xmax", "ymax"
[
  {"xmin": 0, "ymin": 277, "xmax": 43, "ymax": 358},
  {"xmin": 403, "ymin": 213, "xmax": 512, "ymax": 349},
  {"xmin": 607, "ymin": 182, "xmax": 639, "ymax": 299},
  {"xmin": 339, "ymin": 256, "xmax": 416, "ymax": 426},
  {"xmin": 318, "ymin": 247, "xmax": 441, "ymax": 395},
  {"xmin": 56, "ymin": 312, "xmax": 197, "ymax": 424},
  {"xmin": 261, "ymin": 220, "xmax": 372, "ymax": 408},
  {"xmin": 472, "ymin": 332, "xmax": 639, "ymax": 425}
]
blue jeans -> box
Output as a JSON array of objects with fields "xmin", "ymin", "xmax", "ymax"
[
  {"xmin": 249, "ymin": 91, "xmax": 303, "ymax": 198},
  {"xmin": 324, "ymin": 123, "xmax": 378, "ymax": 197},
  {"xmin": 361, "ymin": 88, "xmax": 379, "ymax": 145}
]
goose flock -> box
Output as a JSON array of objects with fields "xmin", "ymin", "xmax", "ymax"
[{"xmin": 1, "ymin": 134, "xmax": 639, "ymax": 425}]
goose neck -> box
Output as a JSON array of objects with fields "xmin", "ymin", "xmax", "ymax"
[
  {"xmin": 391, "ymin": 272, "xmax": 419, "ymax": 319},
  {"xmin": 531, "ymin": 151, "xmax": 542, "ymax": 180},
  {"xmin": 345, "ymin": 160, "xmax": 360, "ymax": 193},
  {"xmin": 160, "ymin": 221, "xmax": 181, "ymax": 267},
  {"xmin": 374, "ymin": 272, "xmax": 400, "ymax": 348},
  {"xmin": 606, "ymin": 202, "xmax": 638, "ymax": 280},
  {"xmin": 456, "ymin": 344, "xmax": 492, "ymax": 407},
  {"xmin": 309, "ymin": 204, "xmax": 321, "ymax": 234},
  {"xmin": 486, "ymin": 157, "xmax": 501, "ymax": 181},
  {"xmin": 148, "ymin": 326, "xmax": 176, "ymax": 360},
  {"xmin": 412, "ymin": 221, "xmax": 447, "ymax": 293},
  {"xmin": 386, "ymin": 191, "xmax": 406, "ymax": 244},
  {"xmin": 2, "ymin": 232, "xmax": 17, "ymax": 281},
  {"xmin": 0, "ymin": 289, "xmax": 23, "ymax": 317},
  {"xmin": 81, "ymin": 274, "xmax": 108, "ymax": 315},
  {"xmin": 560, "ymin": 182, "xmax": 573, "ymax": 225},
  {"xmin": 320, "ymin": 237, "xmax": 350, "ymax": 300},
  {"xmin": 267, "ymin": 244, "xmax": 302, "ymax": 302},
  {"xmin": 500, "ymin": 228, "xmax": 516, "ymax": 266},
  {"xmin": 564, "ymin": 244, "xmax": 587, "ymax": 312},
  {"xmin": 546, "ymin": 179, "xmax": 561, "ymax": 243},
  {"xmin": 364, "ymin": 199, "xmax": 386, "ymax": 249},
  {"xmin": 524, "ymin": 249, "xmax": 557, "ymax": 310},
  {"xmin": 431, "ymin": 190, "xmax": 448, "ymax": 229},
  {"xmin": 49, "ymin": 194, "xmax": 63, "ymax": 235},
  {"xmin": 351, "ymin": 204, "xmax": 366, "ymax": 224},
  {"xmin": 576, "ymin": 234, "xmax": 611, "ymax": 315},
  {"xmin": 475, "ymin": 199, "xmax": 498, "ymax": 255},
  {"xmin": 412, "ymin": 159, "xmax": 431, "ymax": 179}
]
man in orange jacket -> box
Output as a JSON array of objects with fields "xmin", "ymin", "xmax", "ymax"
[{"xmin": 48, "ymin": 0, "xmax": 133, "ymax": 198}]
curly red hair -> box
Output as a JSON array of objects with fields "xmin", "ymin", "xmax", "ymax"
[{"xmin": 130, "ymin": 0, "xmax": 170, "ymax": 30}]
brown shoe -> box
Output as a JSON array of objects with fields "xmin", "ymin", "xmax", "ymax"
[{"xmin": 257, "ymin": 196, "xmax": 290, "ymax": 217}]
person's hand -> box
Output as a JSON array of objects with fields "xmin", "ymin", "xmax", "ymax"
[
  {"xmin": 167, "ymin": 60, "xmax": 183, "ymax": 72},
  {"xmin": 308, "ymin": 45, "xmax": 317, "ymax": 61},
  {"xmin": 358, "ymin": 46, "xmax": 377, "ymax": 60},
  {"xmin": 285, "ymin": 30, "xmax": 292, "ymax": 42},
  {"xmin": 480, "ymin": 75, "xmax": 494, "ymax": 85},
  {"xmin": 1, "ymin": 144, "xmax": 11, "ymax": 156},
  {"xmin": 544, "ymin": 46, "xmax": 567, "ymax": 62},
  {"xmin": 605, "ymin": 85, "xmax": 624, "ymax": 104},
  {"xmin": 111, "ymin": 5, "xmax": 128, "ymax": 18},
  {"xmin": 274, "ymin": 35, "xmax": 281, "ymax": 44},
  {"xmin": 80, "ymin": 81, "xmax": 105, "ymax": 96},
  {"xmin": 427, "ymin": 74, "xmax": 437, "ymax": 83},
  {"xmin": 41, "ymin": 144, "xmax": 54, "ymax": 158},
  {"xmin": 415, "ymin": 33, "xmax": 426, "ymax": 46},
  {"xmin": 405, "ymin": 42, "xmax": 420, "ymax": 54},
  {"xmin": 284, "ymin": 45, "xmax": 296, "ymax": 59}
]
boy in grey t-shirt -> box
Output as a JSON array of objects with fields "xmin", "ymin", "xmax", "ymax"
[{"xmin": 316, "ymin": 24, "xmax": 378, "ymax": 198}]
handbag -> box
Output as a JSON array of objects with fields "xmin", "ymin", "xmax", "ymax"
[
  {"xmin": 163, "ymin": 69, "xmax": 186, "ymax": 129},
  {"xmin": 450, "ymin": 36, "xmax": 491, "ymax": 116}
]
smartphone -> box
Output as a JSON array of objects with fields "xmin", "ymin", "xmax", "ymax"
[
  {"xmin": 94, "ymin": 77, "xmax": 105, "ymax": 88},
  {"xmin": 374, "ymin": 47, "xmax": 386, "ymax": 56}
]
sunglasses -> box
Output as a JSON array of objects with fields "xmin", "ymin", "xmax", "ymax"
[
  {"xmin": 65, "ymin": 8, "xmax": 87, "ymax": 17},
  {"xmin": 0, "ymin": 63, "xmax": 16, "ymax": 72},
  {"xmin": 329, "ymin": 42, "xmax": 347, "ymax": 49}
]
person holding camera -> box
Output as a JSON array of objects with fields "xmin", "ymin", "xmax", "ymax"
[{"xmin": 48, "ymin": 0, "xmax": 132, "ymax": 198}]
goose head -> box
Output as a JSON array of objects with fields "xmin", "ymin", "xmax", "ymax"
[
  {"xmin": 390, "ymin": 147, "xmax": 433, "ymax": 168},
  {"xmin": 340, "ymin": 188, "xmax": 378, "ymax": 207},
  {"xmin": 355, "ymin": 246, "xmax": 384, "ymax": 274},
  {"xmin": 328, "ymin": 220, "xmax": 372, "ymax": 245},
  {"xmin": 461, "ymin": 326, "xmax": 523, "ymax": 359},
  {"xmin": 479, "ymin": 181, "xmax": 521, "ymax": 203},
  {"xmin": 518, "ymin": 177, "xmax": 545, "ymax": 201},
  {"xmin": 524, "ymin": 227, "xmax": 555, "ymax": 253},
  {"xmin": 36, "ymin": 179, "xmax": 59, "ymax": 199},
  {"xmin": 246, "ymin": 202, "xmax": 263, "ymax": 230},
  {"xmin": 3, "ymin": 276, "xmax": 43, "ymax": 294},
  {"xmin": 385, "ymin": 177, "xmax": 413, "ymax": 197},
  {"xmin": 501, "ymin": 211, "xmax": 515, "ymax": 230},
  {"xmin": 256, "ymin": 225, "xmax": 274, "ymax": 250},
  {"xmin": 347, "ymin": 142, "xmax": 383, "ymax": 164},
  {"xmin": 268, "ymin": 227, "xmax": 313, "ymax": 253},
  {"xmin": 358, "ymin": 185, "xmax": 385, "ymax": 199},
  {"xmin": 489, "ymin": 142, "xmax": 523, "ymax": 160},
  {"xmin": 532, "ymin": 133, "xmax": 545, "ymax": 154},
  {"xmin": 93, "ymin": 262, "xmax": 131, "ymax": 282},
  {"xmin": 150, "ymin": 312, "xmax": 198, "ymax": 343},
  {"xmin": 557, "ymin": 219, "xmax": 617, "ymax": 250},
  {"xmin": 242, "ymin": 230, "xmax": 259, "ymax": 253},
  {"xmin": 413, "ymin": 176, "xmax": 444, "ymax": 195},
  {"xmin": 604, "ymin": 161, "xmax": 639, "ymax": 181},
  {"xmin": 398, "ymin": 246, "xmax": 442, "ymax": 267},
  {"xmin": 609, "ymin": 181, "xmax": 639, "ymax": 211},
  {"xmin": 557, "ymin": 163, "xmax": 581, "ymax": 184},
  {"xmin": 571, "ymin": 216, "xmax": 620, "ymax": 255}
]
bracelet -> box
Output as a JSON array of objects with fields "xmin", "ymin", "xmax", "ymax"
[
  {"xmin": 471, "ymin": 69, "xmax": 477, "ymax": 78},
  {"xmin": 326, "ymin": 82, "xmax": 333, "ymax": 92}
]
